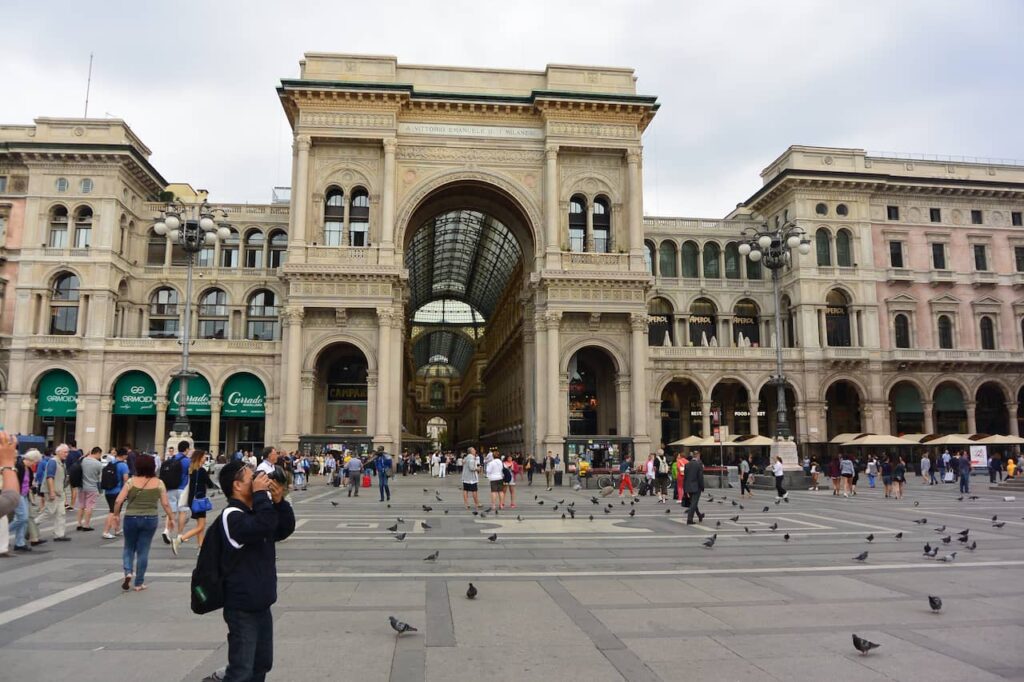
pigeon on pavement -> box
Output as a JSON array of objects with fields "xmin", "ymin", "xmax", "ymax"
[
  {"xmin": 934, "ymin": 525, "xmax": 946, "ymax": 532},
  {"xmin": 938, "ymin": 552, "xmax": 957, "ymax": 562},
  {"xmin": 467, "ymin": 583, "xmax": 478, "ymax": 599},
  {"xmin": 853, "ymin": 551, "xmax": 869, "ymax": 562},
  {"xmin": 928, "ymin": 596, "xmax": 942, "ymax": 612},
  {"xmin": 629, "ymin": 509, "xmax": 636, "ymax": 517},
  {"xmin": 941, "ymin": 536, "xmax": 951, "ymax": 544},
  {"xmin": 926, "ymin": 546, "xmax": 939, "ymax": 558},
  {"xmin": 423, "ymin": 551, "xmax": 439, "ymax": 562},
  {"xmin": 729, "ymin": 515, "xmax": 740, "ymax": 523},
  {"xmin": 762, "ymin": 506, "xmax": 769, "ymax": 513},
  {"xmin": 967, "ymin": 541, "xmax": 977, "ymax": 551},
  {"xmin": 769, "ymin": 523, "xmax": 778, "ymax": 531},
  {"xmin": 387, "ymin": 524, "xmax": 398, "ymax": 532},
  {"xmin": 421, "ymin": 522, "xmax": 431, "ymax": 530},
  {"xmin": 783, "ymin": 533, "xmax": 790, "ymax": 541},
  {"xmin": 487, "ymin": 533, "xmax": 498, "ymax": 542},
  {"xmin": 993, "ymin": 521, "xmax": 1006, "ymax": 528},
  {"xmin": 913, "ymin": 501, "xmax": 920, "ymax": 507},
  {"xmin": 923, "ymin": 542, "xmax": 931, "ymax": 555},
  {"xmin": 331, "ymin": 501, "xmax": 339, "ymax": 507},
  {"xmin": 422, "ymin": 505, "xmax": 433, "ymax": 512},
  {"xmin": 865, "ymin": 534, "xmax": 874, "ymax": 543},
  {"xmin": 914, "ymin": 518, "xmax": 928, "ymax": 524},
  {"xmin": 389, "ymin": 616, "xmax": 417, "ymax": 634},
  {"xmin": 991, "ymin": 515, "xmax": 998, "ymax": 522},
  {"xmin": 397, "ymin": 518, "xmax": 405, "ymax": 523},
  {"xmin": 394, "ymin": 533, "xmax": 407, "ymax": 541},
  {"xmin": 852, "ymin": 634, "xmax": 880, "ymax": 654},
  {"xmin": 703, "ymin": 534, "xmax": 717, "ymax": 548},
  {"xmin": 894, "ymin": 532, "xmax": 903, "ymax": 540},
  {"xmin": 435, "ymin": 492, "xmax": 443, "ymax": 502}
]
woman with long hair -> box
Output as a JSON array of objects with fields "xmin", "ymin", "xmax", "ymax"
[
  {"xmin": 172, "ymin": 450, "xmax": 218, "ymax": 552},
  {"xmin": 112, "ymin": 454, "xmax": 175, "ymax": 591}
]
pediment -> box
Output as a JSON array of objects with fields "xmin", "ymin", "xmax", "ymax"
[
  {"xmin": 970, "ymin": 295, "xmax": 1002, "ymax": 308},
  {"xmin": 928, "ymin": 294, "xmax": 960, "ymax": 305}
]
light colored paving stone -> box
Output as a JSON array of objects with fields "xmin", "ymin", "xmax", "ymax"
[
  {"xmin": 426, "ymin": 644, "xmax": 625, "ymax": 682},
  {"xmin": 592, "ymin": 605, "xmax": 732, "ymax": 634},
  {"xmin": 757, "ymin": 575, "xmax": 908, "ymax": 600},
  {"xmin": 623, "ymin": 635, "xmax": 742, "ymax": 662}
]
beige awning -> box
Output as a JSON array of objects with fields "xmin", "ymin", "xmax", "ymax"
[
  {"xmin": 975, "ymin": 434, "xmax": 1024, "ymax": 445},
  {"xmin": 729, "ymin": 435, "xmax": 775, "ymax": 447},
  {"xmin": 668, "ymin": 435, "xmax": 707, "ymax": 447},
  {"xmin": 899, "ymin": 433, "xmax": 930, "ymax": 443},
  {"xmin": 830, "ymin": 433, "xmax": 866, "ymax": 444},
  {"xmin": 920, "ymin": 434, "xmax": 976, "ymax": 446},
  {"xmin": 847, "ymin": 434, "xmax": 917, "ymax": 446}
]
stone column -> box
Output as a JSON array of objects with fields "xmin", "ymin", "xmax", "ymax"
[
  {"xmin": 375, "ymin": 308, "xmax": 395, "ymax": 447},
  {"xmin": 13, "ymin": 291, "xmax": 33, "ymax": 337},
  {"xmin": 390, "ymin": 314, "xmax": 404, "ymax": 445},
  {"xmin": 282, "ymin": 306, "xmax": 304, "ymax": 448},
  {"xmin": 154, "ymin": 397, "xmax": 168, "ymax": 450},
  {"xmin": 522, "ymin": 322, "xmax": 537, "ymax": 456},
  {"xmin": 380, "ymin": 138, "xmax": 397, "ymax": 254},
  {"xmin": 534, "ymin": 316, "xmax": 548, "ymax": 453},
  {"xmin": 544, "ymin": 311, "xmax": 561, "ymax": 441},
  {"xmin": 922, "ymin": 400, "xmax": 935, "ymax": 433},
  {"xmin": 544, "ymin": 145, "xmax": 559, "ymax": 254},
  {"xmin": 701, "ymin": 400, "xmax": 712, "ymax": 437},
  {"xmin": 97, "ymin": 398, "xmax": 113, "ymax": 452},
  {"xmin": 630, "ymin": 313, "xmax": 650, "ymax": 448},
  {"xmin": 626, "ymin": 150, "xmax": 643, "ymax": 256},
  {"xmin": 965, "ymin": 401, "xmax": 977, "ymax": 434},
  {"xmin": 300, "ymin": 372, "xmax": 316, "ymax": 437},
  {"xmin": 818, "ymin": 308, "xmax": 828, "ymax": 347},
  {"xmin": 585, "ymin": 201, "xmax": 595, "ymax": 252},
  {"xmin": 1007, "ymin": 402, "xmax": 1019, "ymax": 437},
  {"xmin": 366, "ymin": 371, "xmax": 378, "ymax": 440},
  {"xmin": 291, "ymin": 135, "xmax": 311, "ymax": 247},
  {"xmin": 615, "ymin": 378, "xmax": 630, "ymax": 442},
  {"xmin": 209, "ymin": 397, "xmax": 222, "ymax": 457},
  {"xmin": 749, "ymin": 400, "xmax": 760, "ymax": 435}
]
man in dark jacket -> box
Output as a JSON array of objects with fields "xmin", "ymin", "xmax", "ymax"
[
  {"xmin": 683, "ymin": 452, "xmax": 706, "ymax": 525},
  {"xmin": 212, "ymin": 459, "xmax": 295, "ymax": 682}
]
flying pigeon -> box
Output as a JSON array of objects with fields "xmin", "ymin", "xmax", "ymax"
[
  {"xmin": 389, "ymin": 616, "xmax": 417, "ymax": 634},
  {"xmin": 387, "ymin": 524, "xmax": 398, "ymax": 532},
  {"xmin": 421, "ymin": 522, "xmax": 431, "ymax": 530},
  {"xmin": 423, "ymin": 551, "xmax": 439, "ymax": 562},
  {"xmin": 894, "ymin": 532, "xmax": 903, "ymax": 540},
  {"xmin": 394, "ymin": 533, "xmax": 407, "ymax": 541},
  {"xmin": 928, "ymin": 595, "xmax": 942, "ymax": 612},
  {"xmin": 865, "ymin": 534, "xmax": 874, "ymax": 543},
  {"xmin": 852, "ymin": 634, "xmax": 880, "ymax": 655},
  {"xmin": 853, "ymin": 551, "xmax": 869, "ymax": 562},
  {"xmin": 938, "ymin": 552, "xmax": 957, "ymax": 562},
  {"xmin": 703, "ymin": 534, "xmax": 717, "ymax": 548},
  {"xmin": 487, "ymin": 533, "xmax": 498, "ymax": 542},
  {"xmin": 466, "ymin": 583, "xmax": 477, "ymax": 599}
]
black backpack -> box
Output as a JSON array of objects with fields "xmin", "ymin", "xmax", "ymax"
[
  {"xmin": 68, "ymin": 460, "xmax": 84, "ymax": 488},
  {"xmin": 190, "ymin": 508, "xmax": 242, "ymax": 614},
  {"xmin": 159, "ymin": 455, "xmax": 184, "ymax": 490},
  {"xmin": 100, "ymin": 461, "xmax": 119, "ymax": 491}
]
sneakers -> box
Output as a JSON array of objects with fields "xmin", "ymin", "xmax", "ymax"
[
  {"xmin": 170, "ymin": 535, "xmax": 181, "ymax": 556},
  {"xmin": 843, "ymin": 492, "xmax": 849, "ymax": 498},
  {"xmin": 101, "ymin": 532, "xmax": 115, "ymax": 539},
  {"xmin": 81, "ymin": 526, "xmax": 94, "ymax": 532},
  {"xmin": 161, "ymin": 530, "xmax": 171, "ymax": 545}
]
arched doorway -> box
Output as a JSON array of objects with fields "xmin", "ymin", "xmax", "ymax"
[
  {"xmin": 933, "ymin": 382, "xmax": 967, "ymax": 434},
  {"xmin": 825, "ymin": 289, "xmax": 852, "ymax": 347},
  {"xmin": 688, "ymin": 298, "xmax": 718, "ymax": 346},
  {"xmin": 35, "ymin": 369, "xmax": 79, "ymax": 448},
  {"xmin": 312, "ymin": 343, "xmax": 370, "ymax": 453},
  {"xmin": 647, "ymin": 297, "xmax": 674, "ymax": 346},
  {"xmin": 566, "ymin": 346, "xmax": 621, "ymax": 469},
  {"xmin": 825, "ymin": 380, "xmax": 861, "ymax": 439},
  {"xmin": 732, "ymin": 299, "xmax": 760, "ymax": 347},
  {"xmin": 221, "ymin": 372, "xmax": 267, "ymax": 455},
  {"xmin": 975, "ymin": 382, "xmax": 1009, "ymax": 434},
  {"xmin": 661, "ymin": 379, "xmax": 703, "ymax": 444},
  {"xmin": 889, "ymin": 382, "xmax": 924, "ymax": 434},
  {"xmin": 710, "ymin": 380, "xmax": 751, "ymax": 436},
  {"xmin": 426, "ymin": 416, "xmax": 448, "ymax": 450},
  {"xmin": 111, "ymin": 370, "xmax": 157, "ymax": 452}
]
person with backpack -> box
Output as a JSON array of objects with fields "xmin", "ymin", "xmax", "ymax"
[
  {"xmin": 74, "ymin": 447, "xmax": 104, "ymax": 532},
  {"xmin": 196, "ymin": 458, "xmax": 294, "ymax": 682},
  {"xmin": 65, "ymin": 439, "xmax": 83, "ymax": 511},
  {"xmin": 160, "ymin": 441, "xmax": 191, "ymax": 547},
  {"xmin": 112, "ymin": 454, "xmax": 176, "ymax": 590},
  {"xmin": 35, "ymin": 444, "xmax": 71, "ymax": 542},
  {"xmin": 654, "ymin": 449, "xmax": 671, "ymax": 503},
  {"xmin": 101, "ymin": 449, "xmax": 131, "ymax": 539},
  {"xmin": 373, "ymin": 447, "xmax": 392, "ymax": 502}
]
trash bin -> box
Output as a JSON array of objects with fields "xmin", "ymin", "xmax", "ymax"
[{"xmin": 554, "ymin": 471, "xmax": 563, "ymax": 486}]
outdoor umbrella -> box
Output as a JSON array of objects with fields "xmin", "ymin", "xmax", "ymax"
[
  {"xmin": 920, "ymin": 434, "xmax": 976, "ymax": 446},
  {"xmin": 830, "ymin": 433, "xmax": 865, "ymax": 444},
  {"xmin": 668, "ymin": 435, "xmax": 706, "ymax": 447},
  {"xmin": 729, "ymin": 434, "xmax": 775, "ymax": 447},
  {"xmin": 847, "ymin": 434, "xmax": 917, "ymax": 446},
  {"xmin": 976, "ymin": 434, "xmax": 1024, "ymax": 445},
  {"xmin": 899, "ymin": 433, "xmax": 930, "ymax": 443}
]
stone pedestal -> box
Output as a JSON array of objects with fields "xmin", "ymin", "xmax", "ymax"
[
  {"xmin": 167, "ymin": 431, "xmax": 194, "ymax": 454},
  {"xmin": 770, "ymin": 439, "xmax": 800, "ymax": 469}
]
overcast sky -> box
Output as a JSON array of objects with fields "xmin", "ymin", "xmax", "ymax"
[{"xmin": 3, "ymin": 0, "xmax": 1022, "ymax": 217}]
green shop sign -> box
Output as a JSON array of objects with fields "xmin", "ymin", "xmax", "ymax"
[
  {"xmin": 167, "ymin": 375, "xmax": 212, "ymax": 416},
  {"xmin": 37, "ymin": 370, "xmax": 78, "ymax": 417},
  {"xmin": 113, "ymin": 371, "xmax": 157, "ymax": 416},
  {"xmin": 221, "ymin": 373, "xmax": 266, "ymax": 418}
]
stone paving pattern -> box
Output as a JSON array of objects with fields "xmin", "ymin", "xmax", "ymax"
[{"xmin": 1, "ymin": 474, "xmax": 1022, "ymax": 681}]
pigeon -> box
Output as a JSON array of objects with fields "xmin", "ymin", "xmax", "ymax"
[
  {"xmin": 421, "ymin": 522, "xmax": 431, "ymax": 530},
  {"xmin": 590, "ymin": 497, "xmax": 599, "ymax": 505},
  {"xmin": 969, "ymin": 495, "xmax": 979, "ymax": 500},
  {"xmin": 928, "ymin": 595, "xmax": 942, "ymax": 612},
  {"xmin": 894, "ymin": 532, "xmax": 903, "ymax": 540},
  {"xmin": 538, "ymin": 501, "xmax": 544, "ymax": 506},
  {"xmin": 620, "ymin": 501, "xmax": 624, "ymax": 506},
  {"xmin": 991, "ymin": 515, "xmax": 998, "ymax": 522},
  {"xmin": 444, "ymin": 510, "xmax": 449, "ymax": 515},
  {"xmin": 914, "ymin": 518, "xmax": 928, "ymax": 524},
  {"xmin": 423, "ymin": 488, "xmax": 429, "ymax": 493},
  {"xmin": 715, "ymin": 520, "xmax": 721, "ymax": 528},
  {"xmin": 423, "ymin": 551, "xmax": 439, "ymax": 562},
  {"xmin": 466, "ymin": 583, "xmax": 477, "ymax": 599},
  {"xmin": 913, "ymin": 501, "xmax": 920, "ymax": 507},
  {"xmin": 568, "ymin": 508, "xmax": 576, "ymax": 519},
  {"xmin": 394, "ymin": 533, "xmax": 407, "ymax": 541},
  {"xmin": 561, "ymin": 513, "xmax": 566, "ymax": 519},
  {"xmin": 957, "ymin": 536, "xmax": 969, "ymax": 544},
  {"xmin": 731, "ymin": 500, "xmax": 738, "ymax": 507},
  {"xmin": 717, "ymin": 500, "xmax": 724, "ymax": 504},
  {"xmin": 629, "ymin": 509, "xmax": 636, "ymax": 517},
  {"xmin": 604, "ymin": 508, "xmax": 611, "ymax": 514},
  {"xmin": 853, "ymin": 551, "xmax": 869, "ymax": 562},
  {"xmin": 553, "ymin": 505, "xmax": 559, "ymax": 511},
  {"xmin": 703, "ymin": 534, "xmax": 718, "ymax": 548},
  {"xmin": 783, "ymin": 533, "xmax": 790, "ymax": 541},
  {"xmin": 926, "ymin": 546, "xmax": 939, "ymax": 558},
  {"xmin": 729, "ymin": 515, "xmax": 740, "ymax": 523},
  {"xmin": 435, "ymin": 492, "xmax": 443, "ymax": 502},
  {"xmin": 559, "ymin": 499, "xmax": 565, "ymax": 504},
  {"xmin": 923, "ymin": 542, "xmax": 932, "ymax": 555},
  {"xmin": 534, "ymin": 495, "xmax": 538, "ymax": 500},
  {"xmin": 330, "ymin": 501, "xmax": 339, "ymax": 507},
  {"xmin": 993, "ymin": 521, "xmax": 1005, "ymax": 529},
  {"xmin": 664, "ymin": 508, "xmax": 671, "ymax": 514},
  {"xmin": 423, "ymin": 505, "xmax": 433, "ymax": 512},
  {"xmin": 387, "ymin": 524, "xmax": 398, "ymax": 532},
  {"xmin": 389, "ymin": 616, "xmax": 417, "ymax": 634},
  {"xmin": 865, "ymin": 534, "xmax": 874, "ymax": 543},
  {"xmin": 775, "ymin": 499, "xmax": 781, "ymax": 505},
  {"xmin": 941, "ymin": 536, "xmax": 951, "ymax": 544},
  {"xmin": 938, "ymin": 552, "xmax": 957, "ymax": 563},
  {"xmin": 934, "ymin": 525, "xmax": 946, "ymax": 532},
  {"xmin": 397, "ymin": 518, "xmax": 405, "ymax": 524},
  {"xmin": 479, "ymin": 512, "xmax": 487, "ymax": 519},
  {"xmin": 487, "ymin": 533, "xmax": 497, "ymax": 542},
  {"xmin": 472, "ymin": 510, "xmax": 479, "ymax": 516},
  {"xmin": 769, "ymin": 523, "xmax": 778, "ymax": 531},
  {"xmin": 744, "ymin": 526, "xmax": 751, "ymax": 534},
  {"xmin": 852, "ymin": 634, "xmax": 880, "ymax": 655},
  {"xmin": 589, "ymin": 515, "xmax": 594, "ymax": 521},
  {"xmin": 957, "ymin": 529, "xmax": 970, "ymax": 536},
  {"xmin": 967, "ymin": 540, "xmax": 977, "ymax": 551},
  {"xmin": 738, "ymin": 504, "xmax": 744, "ymax": 510},
  {"xmin": 957, "ymin": 496, "xmax": 964, "ymax": 502},
  {"xmin": 516, "ymin": 515, "xmax": 523, "ymax": 522},
  {"xmin": 387, "ymin": 504, "xmax": 391, "ymax": 508}
]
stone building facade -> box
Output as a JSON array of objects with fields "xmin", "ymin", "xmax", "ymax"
[{"xmin": 0, "ymin": 54, "xmax": 1021, "ymax": 466}]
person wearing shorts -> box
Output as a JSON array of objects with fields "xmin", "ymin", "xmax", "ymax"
[
  {"xmin": 462, "ymin": 448, "xmax": 481, "ymax": 510},
  {"xmin": 486, "ymin": 455, "xmax": 505, "ymax": 510},
  {"xmin": 839, "ymin": 454, "xmax": 855, "ymax": 497},
  {"xmin": 75, "ymin": 447, "xmax": 104, "ymax": 531}
]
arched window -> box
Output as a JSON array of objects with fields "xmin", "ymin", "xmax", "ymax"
[
  {"xmin": 733, "ymin": 299, "xmax": 760, "ymax": 346},
  {"xmin": 658, "ymin": 241, "xmax": 677, "ymax": 277},
  {"xmin": 324, "ymin": 187, "xmax": 344, "ymax": 246},
  {"xmin": 146, "ymin": 227, "xmax": 165, "ymax": 265},
  {"xmin": 644, "ymin": 240, "xmax": 655, "ymax": 275},
  {"xmin": 80, "ymin": 178, "xmax": 93, "ymax": 194},
  {"xmin": 593, "ymin": 197, "xmax": 610, "ymax": 253},
  {"xmin": 246, "ymin": 289, "xmax": 279, "ymax": 340},
  {"xmin": 703, "ymin": 242, "xmax": 721, "ymax": 278},
  {"xmin": 816, "ymin": 228, "xmax": 832, "ymax": 266},
  {"xmin": 148, "ymin": 287, "xmax": 179, "ymax": 338},
  {"xmin": 648, "ymin": 297, "xmax": 674, "ymax": 346},
  {"xmin": 198, "ymin": 289, "xmax": 228, "ymax": 339},
  {"xmin": 49, "ymin": 273, "xmax": 80, "ymax": 335},
  {"xmin": 681, "ymin": 241, "xmax": 699, "ymax": 278},
  {"xmin": 836, "ymin": 229, "xmax": 853, "ymax": 267},
  {"xmin": 220, "ymin": 227, "xmax": 239, "ymax": 268},
  {"xmin": 825, "ymin": 289, "xmax": 851, "ymax": 347},
  {"xmin": 269, "ymin": 230, "xmax": 288, "ymax": 268},
  {"xmin": 724, "ymin": 242, "xmax": 741, "ymax": 279},
  {"xmin": 349, "ymin": 188, "xmax": 369, "ymax": 247},
  {"xmin": 48, "ymin": 206, "xmax": 69, "ymax": 248},
  {"xmin": 244, "ymin": 229, "xmax": 265, "ymax": 268},
  {"xmin": 72, "ymin": 207, "xmax": 92, "ymax": 248},
  {"xmin": 937, "ymin": 315, "xmax": 954, "ymax": 349},
  {"xmin": 688, "ymin": 298, "xmax": 717, "ymax": 346},
  {"xmin": 568, "ymin": 195, "xmax": 586, "ymax": 252},
  {"xmin": 894, "ymin": 313, "xmax": 911, "ymax": 348},
  {"xmin": 980, "ymin": 315, "xmax": 996, "ymax": 350}
]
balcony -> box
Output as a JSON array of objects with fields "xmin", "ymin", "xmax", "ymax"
[
  {"xmin": 649, "ymin": 345, "xmax": 801, "ymax": 362},
  {"xmin": 23, "ymin": 247, "xmax": 94, "ymax": 259},
  {"xmin": 1013, "ymin": 272, "xmax": 1024, "ymax": 288},
  {"xmin": 929, "ymin": 269, "xmax": 955, "ymax": 286},
  {"xmin": 885, "ymin": 348, "xmax": 1022, "ymax": 364},
  {"xmin": 305, "ymin": 246, "xmax": 380, "ymax": 266},
  {"xmin": 25, "ymin": 335, "xmax": 84, "ymax": 354},
  {"xmin": 111, "ymin": 337, "xmax": 280, "ymax": 354},
  {"xmin": 971, "ymin": 271, "xmax": 997, "ymax": 287},
  {"xmin": 558, "ymin": 251, "xmax": 630, "ymax": 272},
  {"xmin": 886, "ymin": 267, "xmax": 914, "ymax": 283}
]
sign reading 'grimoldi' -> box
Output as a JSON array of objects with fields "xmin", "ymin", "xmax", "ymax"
[
  {"xmin": 37, "ymin": 370, "xmax": 78, "ymax": 418},
  {"xmin": 398, "ymin": 122, "xmax": 544, "ymax": 140},
  {"xmin": 113, "ymin": 371, "xmax": 157, "ymax": 416}
]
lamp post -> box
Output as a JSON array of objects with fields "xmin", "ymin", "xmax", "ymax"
[
  {"xmin": 738, "ymin": 221, "xmax": 810, "ymax": 466},
  {"xmin": 153, "ymin": 200, "xmax": 231, "ymax": 446}
]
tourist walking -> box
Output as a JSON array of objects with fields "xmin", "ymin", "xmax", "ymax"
[
  {"xmin": 808, "ymin": 458, "xmax": 819, "ymax": 491},
  {"xmin": 654, "ymin": 450, "xmax": 670, "ymax": 503},
  {"xmin": 617, "ymin": 455, "xmax": 635, "ymax": 497},
  {"xmin": 740, "ymin": 454, "xmax": 754, "ymax": 496},
  {"xmin": 683, "ymin": 451, "xmax": 705, "ymax": 524},
  {"xmin": 544, "ymin": 451, "xmax": 555, "ymax": 490},
  {"xmin": 35, "ymin": 444, "xmax": 70, "ymax": 542},
  {"xmin": 866, "ymin": 456, "xmax": 878, "ymax": 488},
  {"xmin": 840, "ymin": 453, "xmax": 855, "ymax": 497},
  {"xmin": 462, "ymin": 447, "xmax": 481, "ymax": 510},
  {"xmin": 893, "ymin": 456, "xmax": 907, "ymax": 499},
  {"xmin": 101, "ymin": 449, "xmax": 131, "ymax": 539},
  {"xmin": 374, "ymin": 447, "xmax": 392, "ymax": 502},
  {"xmin": 173, "ymin": 450, "xmax": 218, "ymax": 552},
  {"xmin": 958, "ymin": 451, "xmax": 971, "ymax": 494},
  {"xmin": 772, "ymin": 456, "xmax": 788, "ymax": 500},
  {"xmin": 345, "ymin": 454, "xmax": 363, "ymax": 497},
  {"xmin": 503, "ymin": 455, "xmax": 519, "ymax": 508},
  {"xmin": 881, "ymin": 456, "xmax": 894, "ymax": 498},
  {"xmin": 112, "ymin": 454, "xmax": 176, "ymax": 590},
  {"xmin": 920, "ymin": 452, "xmax": 932, "ymax": 485},
  {"xmin": 486, "ymin": 453, "xmax": 505, "ymax": 509},
  {"xmin": 525, "ymin": 455, "xmax": 534, "ymax": 486},
  {"xmin": 74, "ymin": 447, "xmax": 104, "ymax": 532},
  {"xmin": 828, "ymin": 456, "xmax": 841, "ymax": 495},
  {"xmin": 160, "ymin": 442, "xmax": 191, "ymax": 546}
]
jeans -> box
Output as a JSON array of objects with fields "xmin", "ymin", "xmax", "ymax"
[
  {"xmin": 959, "ymin": 475, "xmax": 969, "ymax": 494},
  {"xmin": 294, "ymin": 472, "xmax": 305, "ymax": 489},
  {"xmin": 223, "ymin": 607, "xmax": 274, "ymax": 682},
  {"xmin": 10, "ymin": 495, "xmax": 30, "ymax": 548},
  {"xmin": 122, "ymin": 515, "xmax": 157, "ymax": 586},
  {"xmin": 379, "ymin": 475, "xmax": 390, "ymax": 501},
  {"xmin": 867, "ymin": 473, "xmax": 876, "ymax": 488},
  {"xmin": 929, "ymin": 470, "xmax": 938, "ymax": 485}
]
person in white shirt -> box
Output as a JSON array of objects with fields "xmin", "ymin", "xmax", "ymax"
[
  {"xmin": 256, "ymin": 447, "xmax": 279, "ymax": 477},
  {"xmin": 772, "ymin": 456, "xmax": 788, "ymax": 500},
  {"xmin": 485, "ymin": 454, "xmax": 505, "ymax": 510},
  {"xmin": 461, "ymin": 448, "xmax": 480, "ymax": 510},
  {"xmin": 438, "ymin": 452, "xmax": 447, "ymax": 479}
]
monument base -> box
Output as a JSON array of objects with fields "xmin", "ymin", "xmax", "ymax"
[
  {"xmin": 770, "ymin": 439, "xmax": 800, "ymax": 469},
  {"xmin": 166, "ymin": 431, "xmax": 194, "ymax": 455}
]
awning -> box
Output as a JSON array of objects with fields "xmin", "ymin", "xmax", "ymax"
[
  {"xmin": 974, "ymin": 434, "xmax": 1024, "ymax": 445},
  {"xmin": 920, "ymin": 433, "xmax": 975, "ymax": 446},
  {"xmin": 167, "ymin": 374, "xmax": 211, "ymax": 416},
  {"xmin": 830, "ymin": 432, "xmax": 864, "ymax": 444},
  {"xmin": 847, "ymin": 434, "xmax": 916, "ymax": 446},
  {"xmin": 113, "ymin": 371, "xmax": 156, "ymax": 416},
  {"xmin": 221, "ymin": 373, "xmax": 266, "ymax": 418},
  {"xmin": 37, "ymin": 370, "xmax": 78, "ymax": 417}
]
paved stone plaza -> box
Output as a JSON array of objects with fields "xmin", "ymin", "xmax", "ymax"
[{"xmin": 1, "ymin": 474, "xmax": 1022, "ymax": 682}]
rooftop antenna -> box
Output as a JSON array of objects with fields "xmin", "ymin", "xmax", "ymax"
[{"xmin": 83, "ymin": 52, "xmax": 94, "ymax": 118}]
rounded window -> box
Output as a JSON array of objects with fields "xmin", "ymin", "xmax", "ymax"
[
  {"xmin": 56, "ymin": 178, "xmax": 69, "ymax": 193},
  {"xmin": 836, "ymin": 203, "xmax": 849, "ymax": 216},
  {"xmin": 815, "ymin": 202, "xmax": 828, "ymax": 216},
  {"xmin": 80, "ymin": 178, "xmax": 93, "ymax": 194}
]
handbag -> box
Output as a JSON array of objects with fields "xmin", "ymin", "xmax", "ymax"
[
  {"xmin": 191, "ymin": 496, "xmax": 213, "ymax": 514},
  {"xmin": 943, "ymin": 471, "xmax": 954, "ymax": 482}
]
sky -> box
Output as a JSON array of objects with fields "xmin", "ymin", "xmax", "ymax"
[{"xmin": 3, "ymin": 0, "xmax": 1022, "ymax": 218}]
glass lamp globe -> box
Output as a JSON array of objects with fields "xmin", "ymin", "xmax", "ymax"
[
  {"xmin": 798, "ymin": 242, "xmax": 811, "ymax": 255},
  {"xmin": 204, "ymin": 231, "xmax": 217, "ymax": 245},
  {"xmin": 738, "ymin": 242, "xmax": 751, "ymax": 256},
  {"xmin": 199, "ymin": 217, "xmax": 215, "ymax": 232},
  {"xmin": 216, "ymin": 226, "xmax": 231, "ymax": 241},
  {"xmin": 787, "ymin": 235, "xmax": 802, "ymax": 249},
  {"xmin": 169, "ymin": 229, "xmax": 180, "ymax": 243},
  {"xmin": 153, "ymin": 221, "xmax": 167, "ymax": 236},
  {"xmin": 757, "ymin": 235, "xmax": 772, "ymax": 250},
  {"xmin": 164, "ymin": 215, "xmax": 181, "ymax": 231},
  {"xmin": 748, "ymin": 249, "xmax": 763, "ymax": 262}
]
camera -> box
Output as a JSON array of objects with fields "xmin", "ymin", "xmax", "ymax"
[{"xmin": 258, "ymin": 465, "xmax": 287, "ymax": 485}]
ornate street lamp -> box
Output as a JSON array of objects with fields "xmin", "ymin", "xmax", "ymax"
[
  {"xmin": 152, "ymin": 200, "xmax": 231, "ymax": 444},
  {"xmin": 738, "ymin": 221, "xmax": 810, "ymax": 464}
]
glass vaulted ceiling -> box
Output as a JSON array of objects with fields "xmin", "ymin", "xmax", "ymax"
[{"xmin": 406, "ymin": 210, "xmax": 522, "ymax": 376}]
